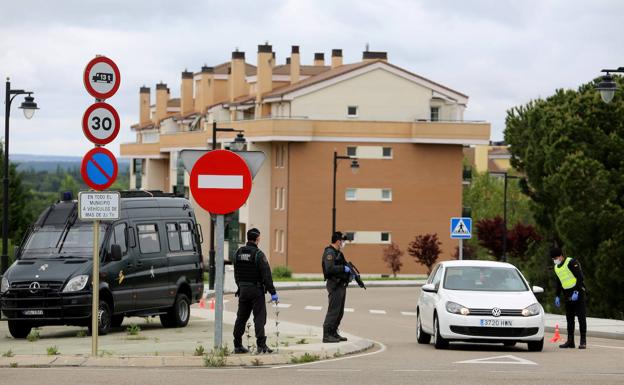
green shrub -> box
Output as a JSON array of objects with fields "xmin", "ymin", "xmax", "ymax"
[
  {"xmin": 46, "ymin": 346, "xmax": 59, "ymax": 356},
  {"xmin": 27, "ymin": 329, "xmax": 40, "ymax": 342},
  {"xmin": 290, "ymin": 353, "xmax": 320, "ymax": 364},
  {"xmin": 2, "ymin": 349, "xmax": 14, "ymax": 357},
  {"xmin": 126, "ymin": 324, "xmax": 141, "ymax": 335},
  {"xmin": 194, "ymin": 345, "xmax": 205, "ymax": 356},
  {"xmin": 203, "ymin": 346, "xmax": 230, "ymax": 367},
  {"xmin": 272, "ymin": 265, "xmax": 292, "ymax": 279}
]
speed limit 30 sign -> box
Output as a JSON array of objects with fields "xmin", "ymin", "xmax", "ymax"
[{"xmin": 82, "ymin": 102, "xmax": 120, "ymax": 145}]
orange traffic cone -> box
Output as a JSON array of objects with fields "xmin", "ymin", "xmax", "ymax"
[
  {"xmin": 550, "ymin": 323, "xmax": 561, "ymax": 343},
  {"xmin": 209, "ymin": 298, "xmax": 215, "ymax": 311},
  {"xmin": 199, "ymin": 298, "xmax": 206, "ymax": 309}
]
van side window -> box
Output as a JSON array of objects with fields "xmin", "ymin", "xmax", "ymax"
[
  {"xmin": 166, "ymin": 223, "xmax": 181, "ymax": 252},
  {"xmin": 137, "ymin": 224, "xmax": 161, "ymax": 254},
  {"xmin": 113, "ymin": 223, "xmax": 127, "ymax": 255},
  {"xmin": 180, "ymin": 222, "xmax": 194, "ymax": 251}
]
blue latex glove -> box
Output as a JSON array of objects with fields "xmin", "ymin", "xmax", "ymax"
[
  {"xmin": 554, "ymin": 296, "xmax": 560, "ymax": 308},
  {"xmin": 344, "ymin": 265, "xmax": 351, "ymax": 273},
  {"xmin": 571, "ymin": 291, "xmax": 579, "ymax": 302},
  {"xmin": 271, "ymin": 294, "xmax": 279, "ymax": 302}
]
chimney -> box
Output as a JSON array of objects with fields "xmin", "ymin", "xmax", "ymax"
[
  {"xmin": 139, "ymin": 86, "xmax": 150, "ymax": 125},
  {"xmin": 180, "ymin": 70, "xmax": 194, "ymax": 116},
  {"xmin": 196, "ymin": 66, "xmax": 214, "ymax": 113},
  {"xmin": 256, "ymin": 43, "xmax": 273, "ymax": 104},
  {"xmin": 314, "ymin": 52, "xmax": 325, "ymax": 67},
  {"xmin": 230, "ymin": 51, "xmax": 247, "ymax": 102},
  {"xmin": 286, "ymin": 57, "xmax": 291, "ymax": 65},
  {"xmin": 155, "ymin": 82, "xmax": 169, "ymax": 123},
  {"xmin": 362, "ymin": 50, "xmax": 388, "ymax": 62},
  {"xmin": 290, "ymin": 45, "xmax": 300, "ymax": 84},
  {"xmin": 331, "ymin": 49, "xmax": 343, "ymax": 68}
]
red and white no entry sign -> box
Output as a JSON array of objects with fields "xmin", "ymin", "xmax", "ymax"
[
  {"xmin": 190, "ymin": 150, "xmax": 252, "ymax": 214},
  {"xmin": 83, "ymin": 56, "xmax": 121, "ymax": 100},
  {"xmin": 82, "ymin": 102, "xmax": 120, "ymax": 145}
]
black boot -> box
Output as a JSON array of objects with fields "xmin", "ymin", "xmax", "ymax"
[
  {"xmin": 257, "ymin": 345, "xmax": 273, "ymax": 354},
  {"xmin": 323, "ymin": 329, "xmax": 340, "ymax": 343},
  {"xmin": 234, "ymin": 345, "xmax": 249, "ymax": 354},
  {"xmin": 334, "ymin": 329, "xmax": 347, "ymax": 341},
  {"xmin": 559, "ymin": 340, "xmax": 575, "ymax": 348},
  {"xmin": 579, "ymin": 337, "xmax": 586, "ymax": 349}
]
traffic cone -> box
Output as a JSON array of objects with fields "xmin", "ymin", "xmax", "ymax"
[
  {"xmin": 199, "ymin": 298, "xmax": 206, "ymax": 309},
  {"xmin": 209, "ymin": 298, "xmax": 215, "ymax": 311},
  {"xmin": 550, "ymin": 323, "xmax": 561, "ymax": 343}
]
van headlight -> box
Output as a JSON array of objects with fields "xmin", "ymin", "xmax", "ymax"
[
  {"xmin": 1, "ymin": 277, "xmax": 9, "ymax": 293},
  {"xmin": 522, "ymin": 303, "xmax": 541, "ymax": 317},
  {"xmin": 446, "ymin": 301, "xmax": 470, "ymax": 315},
  {"xmin": 62, "ymin": 275, "xmax": 89, "ymax": 293}
]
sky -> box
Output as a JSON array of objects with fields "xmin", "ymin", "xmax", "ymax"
[{"xmin": 1, "ymin": 0, "xmax": 623, "ymax": 157}]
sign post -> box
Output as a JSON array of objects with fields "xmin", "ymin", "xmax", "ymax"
[{"xmin": 450, "ymin": 217, "xmax": 472, "ymax": 260}]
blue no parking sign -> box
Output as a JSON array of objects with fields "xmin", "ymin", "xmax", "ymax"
[{"xmin": 81, "ymin": 147, "xmax": 118, "ymax": 190}]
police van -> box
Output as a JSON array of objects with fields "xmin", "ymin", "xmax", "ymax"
[{"xmin": 0, "ymin": 191, "xmax": 204, "ymax": 338}]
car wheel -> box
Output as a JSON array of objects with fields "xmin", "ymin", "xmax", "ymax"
[
  {"xmin": 527, "ymin": 338, "xmax": 544, "ymax": 352},
  {"xmin": 503, "ymin": 341, "xmax": 517, "ymax": 347},
  {"xmin": 433, "ymin": 314, "xmax": 449, "ymax": 349},
  {"xmin": 8, "ymin": 320, "xmax": 32, "ymax": 339},
  {"xmin": 111, "ymin": 315, "xmax": 124, "ymax": 328},
  {"xmin": 89, "ymin": 300, "xmax": 112, "ymax": 336},
  {"xmin": 416, "ymin": 310, "xmax": 431, "ymax": 344},
  {"xmin": 160, "ymin": 293, "xmax": 190, "ymax": 328}
]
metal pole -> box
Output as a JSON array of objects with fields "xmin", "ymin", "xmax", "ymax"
[
  {"xmin": 2, "ymin": 79, "xmax": 11, "ymax": 274},
  {"xmin": 459, "ymin": 238, "xmax": 463, "ymax": 260},
  {"xmin": 91, "ymin": 219, "xmax": 100, "ymax": 356},
  {"xmin": 208, "ymin": 121, "xmax": 217, "ymax": 290},
  {"xmin": 502, "ymin": 173, "xmax": 508, "ymax": 262},
  {"xmin": 214, "ymin": 214, "xmax": 225, "ymax": 348},
  {"xmin": 332, "ymin": 151, "xmax": 337, "ymax": 234}
]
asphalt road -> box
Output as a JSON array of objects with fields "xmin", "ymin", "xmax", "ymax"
[{"xmin": 2, "ymin": 287, "xmax": 624, "ymax": 385}]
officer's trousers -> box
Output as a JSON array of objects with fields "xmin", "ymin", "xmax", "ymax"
[
  {"xmin": 323, "ymin": 279, "xmax": 347, "ymax": 335},
  {"xmin": 565, "ymin": 294, "xmax": 587, "ymax": 342},
  {"xmin": 233, "ymin": 286, "xmax": 267, "ymax": 347}
]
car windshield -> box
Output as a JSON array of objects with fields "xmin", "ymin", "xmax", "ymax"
[
  {"xmin": 21, "ymin": 224, "xmax": 106, "ymax": 258},
  {"xmin": 443, "ymin": 266, "xmax": 528, "ymax": 292}
]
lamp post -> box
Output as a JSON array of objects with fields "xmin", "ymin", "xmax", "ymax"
[
  {"xmin": 2, "ymin": 78, "xmax": 38, "ymax": 274},
  {"xmin": 332, "ymin": 150, "xmax": 360, "ymax": 235},
  {"xmin": 208, "ymin": 121, "xmax": 245, "ymax": 289},
  {"xmin": 596, "ymin": 67, "xmax": 623, "ymax": 104},
  {"xmin": 490, "ymin": 171, "xmax": 519, "ymax": 262}
]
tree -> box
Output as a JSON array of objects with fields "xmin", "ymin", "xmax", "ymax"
[
  {"xmin": 382, "ymin": 242, "xmax": 403, "ymax": 277},
  {"xmin": 475, "ymin": 217, "xmax": 505, "ymax": 260},
  {"xmin": 408, "ymin": 233, "xmax": 442, "ymax": 274},
  {"xmin": 505, "ymin": 75, "xmax": 624, "ymax": 319},
  {"xmin": 452, "ymin": 242, "xmax": 476, "ymax": 260},
  {"xmin": 508, "ymin": 223, "xmax": 542, "ymax": 261},
  {"xmin": 60, "ymin": 173, "xmax": 80, "ymax": 198}
]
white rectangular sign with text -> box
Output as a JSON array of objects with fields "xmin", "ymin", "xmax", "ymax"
[{"xmin": 78, "ymin": 191, "xmax": 120, "ymax": 220}]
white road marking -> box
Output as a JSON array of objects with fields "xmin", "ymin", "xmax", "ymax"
[
  {"xmin": 304, "ymin": 306, "xmax": 322, "ymax": 311},
  {"xmin": 401, "ymin": 311, "xmax": 417, "ymax": 316},
  {"xmin": 276, "ymin": 303, "xmax": 291, "ymax": 308},
  {"xmin": 198, "ymin": 175, "xmax": 243, "ymax": 189},
  {"xmin": 593, "ymin": 344, "xmax": 624, "ymax": 350},
  {"xmin": 271, "ymin": 341, "xmax": 387, "ymax": 369},
  {"xmin": 394, "ymin": 369, "xmax": 458, "ymax": 372},
  {"xmin": 344, "ymin": 308, "xmax": 355, "ymax": 313},
  {"xmin": 455, "ymin": 355, "xmax": 537, "ymax": 365},
  {"xmin": 369, "ymin": 309, "xmax": 386, "ymax": 314}
]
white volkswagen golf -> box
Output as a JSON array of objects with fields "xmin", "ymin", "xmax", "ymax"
[{"xmin": 416, "ymin": 260, "xmax": 544, "ymax": 351}]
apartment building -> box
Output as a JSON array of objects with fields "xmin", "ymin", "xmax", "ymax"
[{"xmin": 120, "ymin": 44, "xmax": 490, "ymax": 274}]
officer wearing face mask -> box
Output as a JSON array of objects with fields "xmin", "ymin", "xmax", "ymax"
[
  {"xmin": 551, "ymin": 246, "xmax": 587, "ymax": 349},
  {"xmin": 322, "ymin": 231, "xmax": 351, "ymax": 343}
]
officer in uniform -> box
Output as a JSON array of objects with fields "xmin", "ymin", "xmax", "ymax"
[
  {"xmin": 322, "ymin": 231, "xmax": 351, "ymax": 343},
  {"xmin": 233, "ymin": 228, "xmax": 278, "ymax": 354},
  {"xmin": 551, "ymin": 246, "xmax": 587, "ymax": 349}
]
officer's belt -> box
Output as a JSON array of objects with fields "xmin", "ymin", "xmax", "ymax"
[{"xmin": 238, "ymin": 282, "xmax": 263, "ymax": 287}]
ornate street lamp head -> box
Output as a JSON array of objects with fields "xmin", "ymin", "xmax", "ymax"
[
  {"xmin": 19, "ymin": 93, "xmax": 38, "ymax": 119},
  {"xmin": 597, "ymin": 73, "xmax": 616, "ymax": 104}
]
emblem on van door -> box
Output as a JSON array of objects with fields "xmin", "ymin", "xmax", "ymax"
[
  {"xmin": 39, "ymin": 264, "xmax": 49, "ymax": 272},
  {"xmin": 29, "ymin": 282, "xmax": 41, "ymax": 293},
  {"xmin": 118, "ymin": 270, "xmax": 125, "ymax": 285},
  {"xmin": 492, "ymin": 307, "xmax": 502, "ymax": 317},
  {"xmin": 150, "ymin": 266, "xmax": 155, "ymax": 279}
]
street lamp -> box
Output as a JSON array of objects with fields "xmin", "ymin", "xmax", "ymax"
[
  {"xmin": 332, "ymin": 150, "xmax": 360, "ymax": 234},
  {"xmin": 490, "ymin": 171, "xmax": 519, "ymax": 262},
  {"xmin": 2, "ymin": 78, "xmax": 38, "ymax": 274},
  {"xmin": 596, "ymin": 67, "xmax": 623, "ymax": 104}
]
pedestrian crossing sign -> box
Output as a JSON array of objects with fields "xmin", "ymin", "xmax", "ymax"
[{"xmin": 450, "ymin": 217, "xmax": 472, "ymax": 239}]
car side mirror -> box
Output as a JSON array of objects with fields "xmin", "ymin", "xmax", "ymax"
[
  {"xmin": 532, "ymin": 285, "xmax": 544, "ymax": 294},
  {"xmin": 422, "ymin": 283, "xmax": 437, "ymax": 293},
  {"xmin": 110, "ymin": 244, "xmax": 123, "ymax": 262}
]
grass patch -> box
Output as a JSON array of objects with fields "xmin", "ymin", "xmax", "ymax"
[
  {"xmin": 203, "ymin": 346, "xmax": 230, "ymax": 367},
  {"xmin": 125, "ymin": 335, "xmax": 148, "ymax": 341},
  {"xmin": 2, "ymin": 349, "xmax": 14, "ymax": 357},
  {"xmin": 126, "ymin": 324, "xmax": 141, "ymax": 336},
  {"xmin": 290, "ymin": 353, "xmax": 320, "ymax": 364},
  {"xmin": 194, "ymin": 345, "xmax": 205, "ymax": 356},
  {"xmin": 272, "ymin": 265, "xmax": 292, "ymax": 279},
  {"xmin": 333, "ymin": 349, "xmax": 343, "ymax": 358},
  {"xmin": 46, "ymin": 346, "xmax": 59, "ymax": 356},
  {"xmin": 10, "ymin": 362, "xmax": 18, "ymax": 368},
  {"xmin": 27, "ymin": 329, "xmax": 40, "ymax": 342},
  {"xmin": 76, "ymin": 330, "xmax": 88, "ymax": 338},
  {"xmin": 295, "ymin": 338, "xmax": 308, "ymax": 345}
]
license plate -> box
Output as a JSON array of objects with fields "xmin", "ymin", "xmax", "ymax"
[
  {"xmin": 23, "ymin": 310, "xmax": 44, "ymax": 316},
  {"xmin": 480, "ymin": 319, "xmax": 512, "ymax": 327}
]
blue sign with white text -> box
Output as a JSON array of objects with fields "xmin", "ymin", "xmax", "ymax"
[{"xmin": 450, "ymin": 217, "xmax": 472, "ymax": 239}]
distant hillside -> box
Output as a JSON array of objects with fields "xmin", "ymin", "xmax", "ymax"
[{"xmin": 11, "ymin": 154, "xmax": 130, "ymax": 173}]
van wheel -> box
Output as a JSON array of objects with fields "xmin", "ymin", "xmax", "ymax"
[
  {"xmin": 88, "ymin": 300, "xmax": 112, "ymax": 336},
  {"xmin": 160, "ymin": 293, "xmax": 190, "ymax": 328},
  {"xmin": 433, "ymin": 314, "xmax": 449, "ymax": 349},
  {"xmin": 111, "ymin": 315, "xmax": 124, "ymax": 328},
  {"xmin": 8, "ymin": 320, "xmax": 32, "ymax": 339},
  {"xmin": 527, "ymin": 338, "xmax": 544, "ymax": 352},
  {"xmin": 416, "ymin": 310, "xmax": 431, "ymax": 344}
]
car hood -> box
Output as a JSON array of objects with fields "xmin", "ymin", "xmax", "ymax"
[
  {"xmin": 4, "ymin": 258, "xmax": 91, "ymax": 284},
  {"xmin": 444, "ymin": 289, "xmax": 538, "ymax": 309}
]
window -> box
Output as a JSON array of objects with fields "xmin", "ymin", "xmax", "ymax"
[
  {"xmin": 381, "ymin": 232, "xmax": 391, "ymax": 243},
  {"xmin": 274, "ymin": 229, "xmax": 279, "ymax": 252},
  {"xmin": 108, "ymin": 223, "xmax": 127, "ymax": 255},
  {"xmin": 280, "ymin": 187, "xmax": 286, "ymax": 210},
  {"xmin": 345, "ymin": 188, "xmax": 356, "ymax": 201},
  {"xmin": 275, "ymin": 145, "xmax": 285, "ymax": 168},
  {"xmin": 280, "ymin": 230, "xmax": 285, "ymax": 253},
  {"xmin": 137, "ymin": 224, "xmax": 161, "ymax": 254},
  {"xmin": 166, "ymin": 223, "xmax": 181, "ymax": 252},
  {"xmin": 432, "ymin": 266, "xmax": 444, "ymax": 289},
  {"xmin": 275, "ymin": 187, "xmax": 280, "ymax": 210},
  {"xmin": 239, "ymin": 223, "xmax": 246, "ymax": 243},
  {"xmin": 381, "ymin": 189, "xmax": 392, "ymax": 201},
  {"xmin": 347, "ymin": 106, "xmax": 358, "ymax": 117},
  {"xmin": 346, "ymin": 146, "xmax": 357, "ymax": 157},
  {"xmin": 382, "ymin": 147, "xmax": 392, "ymax": 158},
  {"xmin": 430, "ymin": 107, "xmax": 440, "ymax": 122},
  {"xmin": 180, "ymin": 222, "xmax": 194, "ymax": 251},
  {"xmin": 175, "ymin": 152, "xmax": 185, "ymax": 195},
  {"xmin": 134, "ymin": 159, "xmax": 143, "ymax": 189}
]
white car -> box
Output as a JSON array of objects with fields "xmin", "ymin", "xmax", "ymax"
[{"xmin": 416, "ymin": 260, "xmax": 544, "ymax": 351}]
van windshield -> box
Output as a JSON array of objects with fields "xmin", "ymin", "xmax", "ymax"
[{"xmin": 21, "ymin": 224, "xmax": 107, "ymax": 258}]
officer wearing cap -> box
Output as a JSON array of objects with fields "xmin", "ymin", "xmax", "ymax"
[
  {"xmin": 233, "ymin": 228, "xmax": 278, "ymax": 354},
  {"xmin": 322, "ymin": 231, "xmax": 351, "ymax": 343},
  {"xmin": 551, "ymin": 246, "xmax": 587, "ymax": 349}
]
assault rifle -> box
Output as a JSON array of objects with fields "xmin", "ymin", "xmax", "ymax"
[{"xmin": 347, "ymin": 261, "xmax": 366, "ymax": 290}]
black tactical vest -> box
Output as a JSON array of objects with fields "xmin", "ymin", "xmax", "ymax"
[{"xmin": 234, "ymin": 246, "xmax": 263, "ymax": 284}]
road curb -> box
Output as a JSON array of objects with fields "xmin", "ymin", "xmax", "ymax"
[{"xmin": 544, "ymin": 325, "xmax": 624, "ymax": 341}]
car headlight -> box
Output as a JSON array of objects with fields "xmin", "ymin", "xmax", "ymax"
[
  {"xmin": 62, "ymin": 275, "xmax": 89, "ymax": 293},
  {"xmin": 1, "ymin": 277, "xmax": 9, "ymax": 294},
  {"xmin": 522, "ymin": 303, "xmax": 541, "ymax": 317},
  {"xmin": 446, "ymin": 301, "xmax": 470, "ymax": 315}
]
